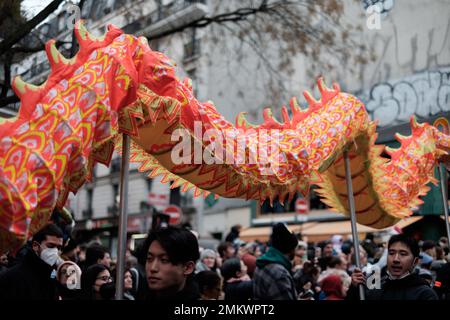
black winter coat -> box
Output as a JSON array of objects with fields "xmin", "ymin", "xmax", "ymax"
[
  {"xmin": 0, "ymin": 248, "xmax": 58, "ymax": 300},
  {"xmin": 224, "ymin": 280, "xmax": 253, "ymax": 300},
  {"xmin": 348, "ymin": 273, "xmax": 438, "ymax": 300},
  {"xmin": 141, "ymin": 276, "xmax": 200, "ymax": 301}
]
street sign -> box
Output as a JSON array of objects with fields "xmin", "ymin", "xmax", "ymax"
[
  {"xmin": 164, "ymin": 205, "xmax": 183, "ymax": 225},
  {"xmin": 295, "ymin": 198, "xmax": 309, "ymax": 214}
]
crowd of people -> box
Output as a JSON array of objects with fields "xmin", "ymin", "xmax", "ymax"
[{"xmin": 0, "ymin": 221, "xmax": 449, "ymax": 300}]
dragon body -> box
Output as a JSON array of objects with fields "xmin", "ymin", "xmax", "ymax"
[{"xmin": 0, "ymin": 22, "xmax": 449, "ymax": 252}]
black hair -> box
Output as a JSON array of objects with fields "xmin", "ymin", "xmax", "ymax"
[
  {"xmin": 217, "ymin": 242, "xmax": 234, "ymax": 258},
  {"xmin": 341, "ymin": 240, "xmax": 353, "ymax": 255},
  {"xmin": 318, "ymin": 240, "xmax": 332, "ymax": 250},
  {"xmin": 62, "ymin": 237, "xmax": 78, "ymax": 254},
  {"xmin": 422, "ymin": 240, "xmax": 436, "ymax": 252},
  {"xmin": 365, "ymin": 233, "xmax": 374, "ymax": 241},
  {"xmin": 327, "ymin": 256, "xmax": 343, "ymax": 269},
  {"xmin": 195, "ymin": 270, "xmax": 221, "ymax": 294},
  {"xmin": 302, "ymin": 261, "xmax": 320, "ymax": 277},
  {"xmin": 85, "ymin": 244, "xmax": 110, "ymax": 268},
  {"xmin": 221, "ymin": 258, "xmax": 242, "ymax": 281},
  {"xmin": 388, "ymin": 234, "xmax": 420, "ymax": 258},
  {"xmin": 32, "ymin": 223, "xmax": 63, "ymax": 243},
  {"xmin": 80, "ymin": 264, "xmax": 110, "ymax": 300},
  {"xmin": 142, "ymin": 226, "xmax": 199, "ymax": 265}
]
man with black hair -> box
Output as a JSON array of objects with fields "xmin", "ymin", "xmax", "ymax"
[
  {"xmin": 434, "ymin": 261, "xmax": 450, "ymax": 300},
  {"xmin": 60, "ymin": 238, "xmax": 78, "ymax": 263},
  {"xmin": 317, "ymin": 240, "xmax": 334, "ymax": 271},
  {"xmin": 84, "ymin": 244, "xmax": 111, "ymax": 269},
  {"xmin": 0, "ymin": 223, "xmax": 64, "ymax": 300},
  {"xmin": 422, "ymin": 240, "xmax": 437, "ymax": 259},
  {"xmin": 253, "ymin": 223, "xmax": 298, "ymax": 300},
  {"xmin": 350, "ymin": 234, "xmax": 438, "ymax": 300},
  {"xmin": 225, "ymin": 224, "xmax": 242, "ymax": 244},
  {"xmin": 217, "ymin": 241, "xmax": 235, "ymax": 262},
  {"xmin": 141, "ymin": 226, "xmax": 200, "ymax": 300}
]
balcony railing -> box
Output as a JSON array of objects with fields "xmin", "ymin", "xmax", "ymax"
[
  {"xmin": 110, "ymin": 158, "xmax": 121, "ymax": 173},
  {"xmin": 183, "ymin": 39, "xmax": 200, "ymax": 61},
  {"xmin": 155, "ymin": 0, "xmax": 207, "ymax": 22},
  {"xmin": 82, "ymin": 208, "xmax": 93, "ymax": 219},
  {"xmin": 107, "ymin": 204, "xmax": 119, "ymax": 216},
  {"xmin": 139, "ymin": 0, "xmax": 208, "ymax": 38},
  {"xmin": 21, "ymin": 61, "xmax": 50, "ymax": 81}
]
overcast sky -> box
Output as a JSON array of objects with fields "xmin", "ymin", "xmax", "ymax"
[{"xmin": 21, "ymin": 0, "xmax": 54, "ymax": 18}]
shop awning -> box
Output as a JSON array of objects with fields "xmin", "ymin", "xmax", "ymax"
[
  {"xmin": 301, "ymin": 216, "xmax": 423, "ymax": 242},
  {"xmin": 239, "ymin": 216, "xmax": 423, "ymax": 243}
]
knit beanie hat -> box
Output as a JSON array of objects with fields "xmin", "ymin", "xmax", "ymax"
[{"xmin": 270, "ymin": 223, "xmax": 298, "ymax": 254}]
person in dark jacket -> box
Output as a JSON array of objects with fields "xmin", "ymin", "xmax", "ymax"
[
  {"xmin": 433, "ymin": 262, "xmax": 450, "ymax": 300},
  {"xmin": 84, "ymin": 244, "xmax": 112, "ymax": 270},
  {"xmin": 253, "ymin": 223, "xmax": 298, "ymax": 300},
  {"xmin": 350, "ymin": 234, "xmax": 438, "ymax": 300},
  {"xmin": 221, "ymin": 257, "xmax": 253, "ymax": 300},
  {"xmin": 141, "ymin": 226, "xmax": 200, "ymax": 301},
  {"xmin": 80, "ymin": 264, "xmax": 116, "ymax": 300},
  {"xmin": 0, "ymin": 223, "xmax": 64, "ymax": 300},
  {"xmin": 225, "ymin": 225, "xmax": 242, "ymax": 244},
  {"xmin": 0, "ymin": 252, "xmax": 8, "ymax": 275},
  {"xmin": 195, "ymin": 270, "xmax": 222, "ymax": 300}
]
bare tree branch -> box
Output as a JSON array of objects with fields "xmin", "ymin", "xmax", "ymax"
[
  {"xmin": 1, "ymin": 53, "xmax": 13, "ymax": 99},
  {"xmin": 147, "ymin": 0, "xmax": 281, "ymax": 40},
  {"xmin": 9, "ymin": 40, "xmax": 71, "ymax": 54},
  {"xmin": 0, "ymin": 0, "xmax": 65, "ymax": 56}
]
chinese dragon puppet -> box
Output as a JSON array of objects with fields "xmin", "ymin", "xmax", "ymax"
[{"xmin": 0, "ymin": 22, "xmax": 449, "ymax": 252}]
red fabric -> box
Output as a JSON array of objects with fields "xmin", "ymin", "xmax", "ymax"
[
  {"xmin": 321, "ymin": 274, "xmax": 344, "ymax": 300},
  {"xmin": 241, "ymin": 253, "xmax": 257, "ymax": 277}
]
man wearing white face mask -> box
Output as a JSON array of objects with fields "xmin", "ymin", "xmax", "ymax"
[
  {"xmin": 349, "ymin": 234, "xmax": 438, "ymax": 300},
  {"xmin": 0, "ymin": 223, "xmax": 64, "ymax": 300}
]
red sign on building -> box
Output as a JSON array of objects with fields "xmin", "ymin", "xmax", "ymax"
[
  {"xmin": 295, "ymin": 198, "xmax": 309, "ymax": 214},
  {"xmin": 163, "ymin": 205, "xmax": 183, "ymax": 225}
]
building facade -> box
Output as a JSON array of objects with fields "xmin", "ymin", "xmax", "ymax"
[{"xmin": 4, "ymin": 0, "xmax": 450, "ymax": 245}]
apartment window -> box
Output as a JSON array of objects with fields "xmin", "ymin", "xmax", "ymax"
[
  {"xmin": 83, "ymin": 188, "xmax": 94, "ymax": 218},
  {"xmin": 110, "ymin": 157, "xmax": 121, "ymax": 173},
  {"xmin": 259, "ymin": 188, "xmax": 327, "ymax": 215},
  {"xmin": 185, "ymin": 68, "xmax": 198, "ymax": 97},
  {"xmin": 260, "ymin": 194, "xmax": 298, "ymax": 214},
  {"xmin": 113, "ymin": 183, "xmax": 119, "ymax": 203},
  {"xmin": 169, "ymin": 186, "xmax": 181, "ymax": 206},
  {"xmin": 108, "ymin": 183, "xmax": 119, "ymax": 216},
  {"xmin": 58, "ymin": 14, "xmax": 65, "ymax": 33},
  {"xmin": 183, "ymin": 28, "xmax": 200, "ymax": 61},
  {"xmin": 114, "ymin": 0, "xmax": 128, "ymax": 10},
  {"xmin": 181, "ymin": 192, "xmax": 193, "ymax": 207},
  {"xmin": 146, "ymin": 178, "xmax": 153, "ymax": 192}
]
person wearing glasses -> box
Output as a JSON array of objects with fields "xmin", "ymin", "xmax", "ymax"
[
  {"xmin": 80, "ymin": 264, "xmax": 116, "ymax": 300},
  {"xmin": 0, "ymin": 223, "xmax": 64, "ymax": 300}
]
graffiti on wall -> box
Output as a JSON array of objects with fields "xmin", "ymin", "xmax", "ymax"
[{"xmin": 362, "ymin": 68, "xmax": 450, "ymax": 127}]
